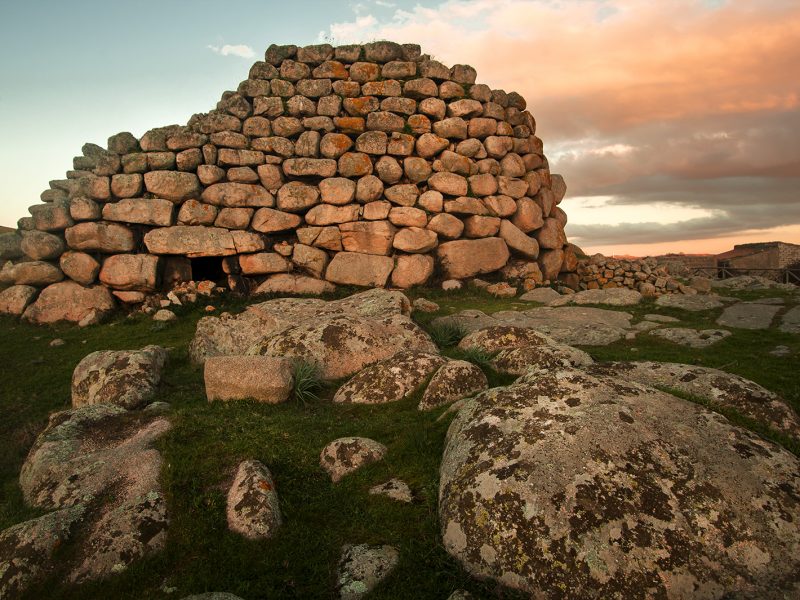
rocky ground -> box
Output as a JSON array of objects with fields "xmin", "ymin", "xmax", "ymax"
[{"xmin": 0, "ymin": 277, "xmax": 798, "ymax": 599}]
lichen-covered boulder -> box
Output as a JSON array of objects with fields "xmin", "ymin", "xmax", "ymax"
[
  {"xmin": 418, "ymin": 360, "xmax": 488, "ymax": 411},
  {"xmin": 457, "ymin": 325, "xmax": 553, "ymax": 353},
  {"xmin": 0, "ymin": 506, "xmax": 85, "ymax": 597},
  {"xmin": 587, "ymin": 361, "xmax": 800, "ymax": 441},
  {"xmin": 439, "ymin": 368, "xmax": 800, "ymax": 598},
  {"xmin": 337, "ymin": 543, "xmax": 399, "ymax": 600},
  {"xmin": 491, "ymin": 344, "xmax": 593, "ymax": 376},
  {"xmin": 71, "ymin": 345, "xmax": 168, "ymax": 409},
  {"xmin": 205, "ymin": 356, "xmax": 293, "ymax": 403},
  {"xmin": 333, "ymin": 350, "xmax": 445, "ymax": 404},
  {"xmin": 320, "ymin": 437, "xmax": 387, "ymax": 483},
  {"xmin": 650, "ymin": 327, "xmax": 731, "ymax": 348},
  {"xmin": 0, "ymin": 284, "xmax": 37, "ymax": 316},
  {"xmin": 226, "ymin": 460, "xmax": 282, "ymax": 540}
]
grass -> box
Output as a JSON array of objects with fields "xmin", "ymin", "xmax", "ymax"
[
  {"xmin": 291, "ymin": 360, "xmax": 325, "ymax": 405},
  {"xmin": 1, "ymin": 283, "xmax": 798, "ymax": 599}
]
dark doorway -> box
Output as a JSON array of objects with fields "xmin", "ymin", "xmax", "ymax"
[{"xmin": 190, "ymin": 257, "xmax": 226, "ymax": 284}]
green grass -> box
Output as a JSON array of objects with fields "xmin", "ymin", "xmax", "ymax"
[{"xmin": 1, "ymin": 284, "xmax": 797, "ymax": 599}]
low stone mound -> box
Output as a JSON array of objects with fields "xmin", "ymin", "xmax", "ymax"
[
  {"xmin": 440, "ymin": 368, "xmax": 800, "ymax": 598},
  {"xmin": 586, "ymin": 361, "xmax": 800, "ymax": 441}
]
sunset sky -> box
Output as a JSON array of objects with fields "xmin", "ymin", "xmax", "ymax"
[{"xmin": 1, "ymin": 0, "xmax": 798, "ymax": 256}]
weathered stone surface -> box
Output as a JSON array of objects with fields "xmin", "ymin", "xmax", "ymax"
[
  {"xmin": 0, "ymin": 505, "xmax": 85, "ymax": 597},
  {"xmin": 434, "ymin": 306, "xmax": 634, "ymax": 346},
  {"xmin": 587, "ymin": 361, "xmax": 800, "ymax": 441},
  {"xmin": 321, "ymin": 437, "xmax": 387, "ymax": 483},
  {"xmin": 369, "ymin": 479, "xmax": 412, "ymax": 503},
  {"xmin": 0, "ymin": 284, "xmax": 37, "ymax": 316},
  {"xmin": 334, "ymin": 350, "xmax": 446, "ymax": 404},
  {"xmin": 251, "ymin": 207, "xmax": 302, "ymax": 233},
  {"xmin": 102, "ymin": 198, "xmax": 175, "ymax": 226},
  {"xmin": 337, "ymin": 543, "xmax": 399, "ymax": 600},
  {"xmin": 436, "ymin": 237, "xmax": 510, "ymax": 279},
  {"xmin": 292, "ymin": 243, "xmax": 329, "ymax": 278},
  {"xmin": 340, "ymin": 221, "xmax": 396, "ymax": 255},
  {"xmin": 519, "ymin": 287, "xmax": 561, "ymax": 304},
  {"xmin": 440, "ymin": 368, "xmax": 800, "ymax": 598},
  {"xmin": 20, "ymin": 231, "xmax": 64, "ymax": 260},
  {"xmin": 205, "ymin": 356, "xmax": 294, "ymax": 405},
  {"xmin": 780, "ymin": 306, "xmax": 800, "ymax": 334},
  {"xmin": 429, "ymin": 172, "xmax": 468, "ymax": 196},
  {"xmin": 65, "ymin": 222, "xmax": 136, "ymax": 253},
  {"xmin": 15, "ymin": 403, "xmax": 171, "ymax": 583},
  {"xmin": 23, "ymin": 281, "xmax": 115, "ymax": 325},
  {"xmin": 201, "ymin": 183, "xmax": 274, "ymax": 208},
  {"xmin": 306, "ymin": 204, "xmax": 360, "ymax": 226},
  {"xmin": 60, "ymin": 251, "xmax": 100, "ymax": 285},
  {"xmin": 254, "ymin": 273, "xmax": 335, "ymax": 296},
  {"xmin": 427, "ymin": 213, "xmax": 464, "ymax": 239},
  {"xmin": 716, "ymin": 302, "xmax": 781, "ymax": 330},
  {"xmin": 650, "ymin": 327, "xmax": 732, "ymax": 348},
  {"xmin": 143, "ymin": 171, "xmax": 200, "ymax": 202},
  {"xmin": 498, "ymin": 219, "xmax": 538, "ymax": 259},
  {"xmin": 239, "ymin": 252, "xmax": 289, "ymax": 275},
  {"xmin": 391, "ymin": 254, "xmax": 434, "ymax": 288},
  {"xmin": 0, "ymin": 231, "xmax": 23, "ymax": 259},
  {"xmin": 325, "ymin": 252, "xmax": 394, "ymax": 287},
  {"xmin": 72, "ymin": 345, "xmax": 168, "ymax": 409},
  {"xmin": 393, "ymin": 227, "xmax": 438, "ymax": 253},
  {"xmin": 466, "ymin": 216, "xmax": 502, "ymax": 239},
  {"xmin": 99, "ymin": 254, "xmax": 160, "ymax": 291},
  {"xmin": 226, "ymin": 460, "xmax": 282, "ymax": 540},
  {"xmin": 144, "ymin": 226, "xmax": 265, "ymax": 257},
  {"xmin": 655, "ymin": 294, "xmax": 725, "ymax": 311},
  {"xmin": 550, "ymin": 287, "xmax": 643, "ymax": 307},
  {"xmin": 419, "ymin": 360, "xmax": 488, "ymax": 411}
]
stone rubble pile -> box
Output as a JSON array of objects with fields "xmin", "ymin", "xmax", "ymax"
[
  {"xmin": 0, "ymin": 40, "xmax": 575, "ymax": 324},
  {"xmin": 575, "ymin": 254, "xmax": 690, "ymax": 296}
]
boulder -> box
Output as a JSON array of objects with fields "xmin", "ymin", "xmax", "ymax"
[
  {"xmin": 205, "ymin": 356, "xmax": 293, "ymax": 403},
  {"xmin": 519, "ymin": 287, "xmax": 561, "ymax": 304},
  {"xmin": 418, "ymin": 360, "xmax": 488, "ymax": 411},
  {"xmin": 0, "ymin": 231, "xmax": 22, "ymax": 259},
  {"xmin": 325, "ymin": 252, "xmax": 394, "ymax": 287},
  {"xmin": 99, "ymin": 254, "xmax": 160, "ymax": 291},
  {"xmin": 102, "ymin": 197, "xmax": 175, "ymax": 226},
  {"xmin": 440, "ymin": 368, "xmax": 800, "ymax": 598},
  {"xmin": 334, "ymin": 350, "xmax": 446, "ymax": 404},
  {"xmin": 144, "ymin": 226, "xmax": 265, "ymax": 257},
  {"xmin": 393, "ymin": 227, "xmax": 437, "ymax": 253},
  {"xmin": 587, "ymin": 361, "xmax": 800, "ymax": 441},
  {"xmin": 0, "ymin": 285, "xmax": 37, "ymax": 316},
  {"xmin": 11, "ymin": 261, "xmax": 63, "ymax": 286},
  {"xmin": 239, "ymin": 252, "xmax": 289, "ymax": 275},
  {"xmin": 320, "ymin": 437, "xmax": 387, "ymax": 483},
  {"xmin": 391, "ymin": 254, "xmax": 434, "ymax": 288},
  {"xmin": 340, "ymin": 221, "xmax": 396, "ymax": 255},
  {"xmin": 498, "ymin": 219, "xmax": 538, "ymax": 258},
  {"xmin": 337, "ymin": 544, "xmax": 400, "ymax": 600},
  {"xmin": 143, "ymin": 171, "xmax": 200, "ymax": 202},
  {"xmin": 436, "ymin": 237, "xmax": 510, "ymax": 279},
  {"xmin": 20, "ymin": 231, "xmax": 65, "ymax": 261},
  {"xmin": 71, "ymin": 345, "xmax": 168, "ymax": 409},
  {"xmin": 226, "ymin": 460, "xmax": 282, "ymax": 540},
  {"xmin": 23, "ymin": 281, "xmax": 115, "ymax": 325}
]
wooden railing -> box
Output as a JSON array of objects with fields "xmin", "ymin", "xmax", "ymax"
[{"xmin": 689, "ymin": 266, "xmax": 800, "ymax": 285}]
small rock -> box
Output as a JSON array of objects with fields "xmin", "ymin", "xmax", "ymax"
[
  {"xmin": 770, "ymin": 345, "xmax": 791, "ymax": 357},
  {"xmin": 486, "ymin": 282, "xmax": 516, "ymax": 298},
  {"xmin": 337, "ymin": 544, "xmax": 399, "ymax": 600},
  {"xmin": 320, "ymin": 437, "xmax": 387, "ymax": 483},
  {"xmin": 226, "ymin": 460, "xmax": 282, "ymax": 540},
  {"xmin": 519, "ymin": 287, "xmax": 561, "ymax": 304},
  {"xmin": 643, "ymin": 313, "xmax": 680, "ymax": 323},
  {"xmin": 442, "ymin": 279, "xmax": 463, "ymax": 291},
  {"xmin": 650, "ymin": 327, "xmax": 732, "ymax": 348},
  {"xmin": 412, "ymin": 298, "xmax": 439, "ymax": 313},
  {"xmin": 49, "ymin": 338, "xmax": 66, "ymax": 347},
  {"xmin": 153, "ymin": 309, "xmax": 177, "ymax": 322},
  {"xmin": 369, "ymin": 479, "xmax": 412, "ymax": 503}
]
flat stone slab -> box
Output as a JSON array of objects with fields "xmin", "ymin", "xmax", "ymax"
[
  {"xmin": 654, "ymin": 294, "xmax": 725, "ymax": 311},
  {"xmin": 744, "ymin": 297, "xmax": 785, "ymax": 305},
  {"xmin": 644, "ymin": 313, "xmax": 680, "ymax": 323},
  {"xmin": 716, "ymin": 302, "xmax": 780, "ymax": 330},
  {"xmin": 650, "ymin": 327, "xmax": 731, "ymax": 348},
  {"xmin": 780, "ymin": 306, "xmax": 800, "ymax": 335},
  {"xmin": 433, "ymin": 307, "xmax": 634, "ymax": 346},
  {"xmin": 549, "ymin": 288, "xmax": 642, "ymax": 307},
  {"xmin": 519, "ymin": 288, "xmax": 562, "ymax": 304}
]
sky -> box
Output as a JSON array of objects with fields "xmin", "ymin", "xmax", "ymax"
[{"xmin": 1, "ymin": 0, "xmax": 798, "ymax": 256}]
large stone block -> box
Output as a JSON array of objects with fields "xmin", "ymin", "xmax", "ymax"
[
  {"xmin": 436, "ymin": 237, "xmax": 510, "ymax": 279},
  {"xmin": 325, "ymin": 252, "xmax": 394, "ymax": 287},
  {"xmin": 143, "ymin": 226, "xmax": 265, "ymax": 257},
  {"xmin": 65, "ymin": 222, "xmax": 136, "ymax": 253},
  {"xmin": 23, "ymin": 281, "xmax": 115, "ymax": 325},
  {"xmin": 339, "ymin": 221, "xmax": 396, "ymax": 255},
  {"xmin": 102, "ymin": 198, "xmax": 175, "ymax": 227},
  {"xmin": 143, "ymin": 171, "xmax": 200, "ymax": 202},
  {"xmin": 99, "ymin": 254, "xmax": 161, "ymax": 291}
]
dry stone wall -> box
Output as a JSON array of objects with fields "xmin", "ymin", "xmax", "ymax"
[{"xmin": 0, "ymin": 41, "xmax": 575, "ymax": 323}]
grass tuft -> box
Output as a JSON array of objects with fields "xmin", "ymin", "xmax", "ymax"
[
  {"xmin": 453, "ymin": 346, "xmax": 497, "ymax": 371},
  {"xmin": 427, "ymin": 321, "xmax": 467, "ymax": 348},
  {"xmin": 291, "ymin": 360, "xmax": 324, "ymax": 405}
]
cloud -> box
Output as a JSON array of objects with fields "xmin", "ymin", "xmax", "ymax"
[
  {"xmin": 322, "ymin": 0, "xmax": 800, "ymax": 251},
  {"xmin": 207, "ymin": 44, "xmax": 255, "ymax": 59}
]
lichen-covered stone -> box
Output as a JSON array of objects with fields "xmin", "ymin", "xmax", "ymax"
[
  {"xmin": 333, "ymin": 350, "xmax": 446, "ymax": 404},
  {"xmin": 440, "ymin": 368, "xmax": 800, "ymax": 598},
  {"xmin": 226, "ymin": 460, "xmax": 282, "ymax": 539},
  {"xmin": 23, "ymin": 281, "xmax": 115, "ymax": 325},
  {"xmin": 205, "ymin": 356, "xmax": 293, "ymax": 403},
  {"xmin": 337, "ymin": 543, "xmax": 399, "ymax": 600},
  {"xmin": 320, "ymin": 437, "xmax": 387, "ymax": 483},
  {"xmin": 419, "ymin": 360, "xmax": 488, "ymax": 411},
  {"xmin": 71, "ymin": 345, "xmax": 168, "ymax": 409}
]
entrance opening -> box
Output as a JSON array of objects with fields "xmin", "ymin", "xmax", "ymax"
[{"xmin": 190, "ymin": 257, "xmax": 226, "ymax": 284}]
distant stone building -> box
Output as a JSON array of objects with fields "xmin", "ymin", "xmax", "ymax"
[{"xmin": 716, "ymin": 242, "xmax": 800, "ymax": 282}]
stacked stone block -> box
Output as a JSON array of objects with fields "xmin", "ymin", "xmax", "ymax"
[
  {"xmin": 0, "ymin": 41, "xmax": 575, "ymax": 323},
  {"xmin": 575, "ymin": 254, "xmax": 682, "ymax": 296}
]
